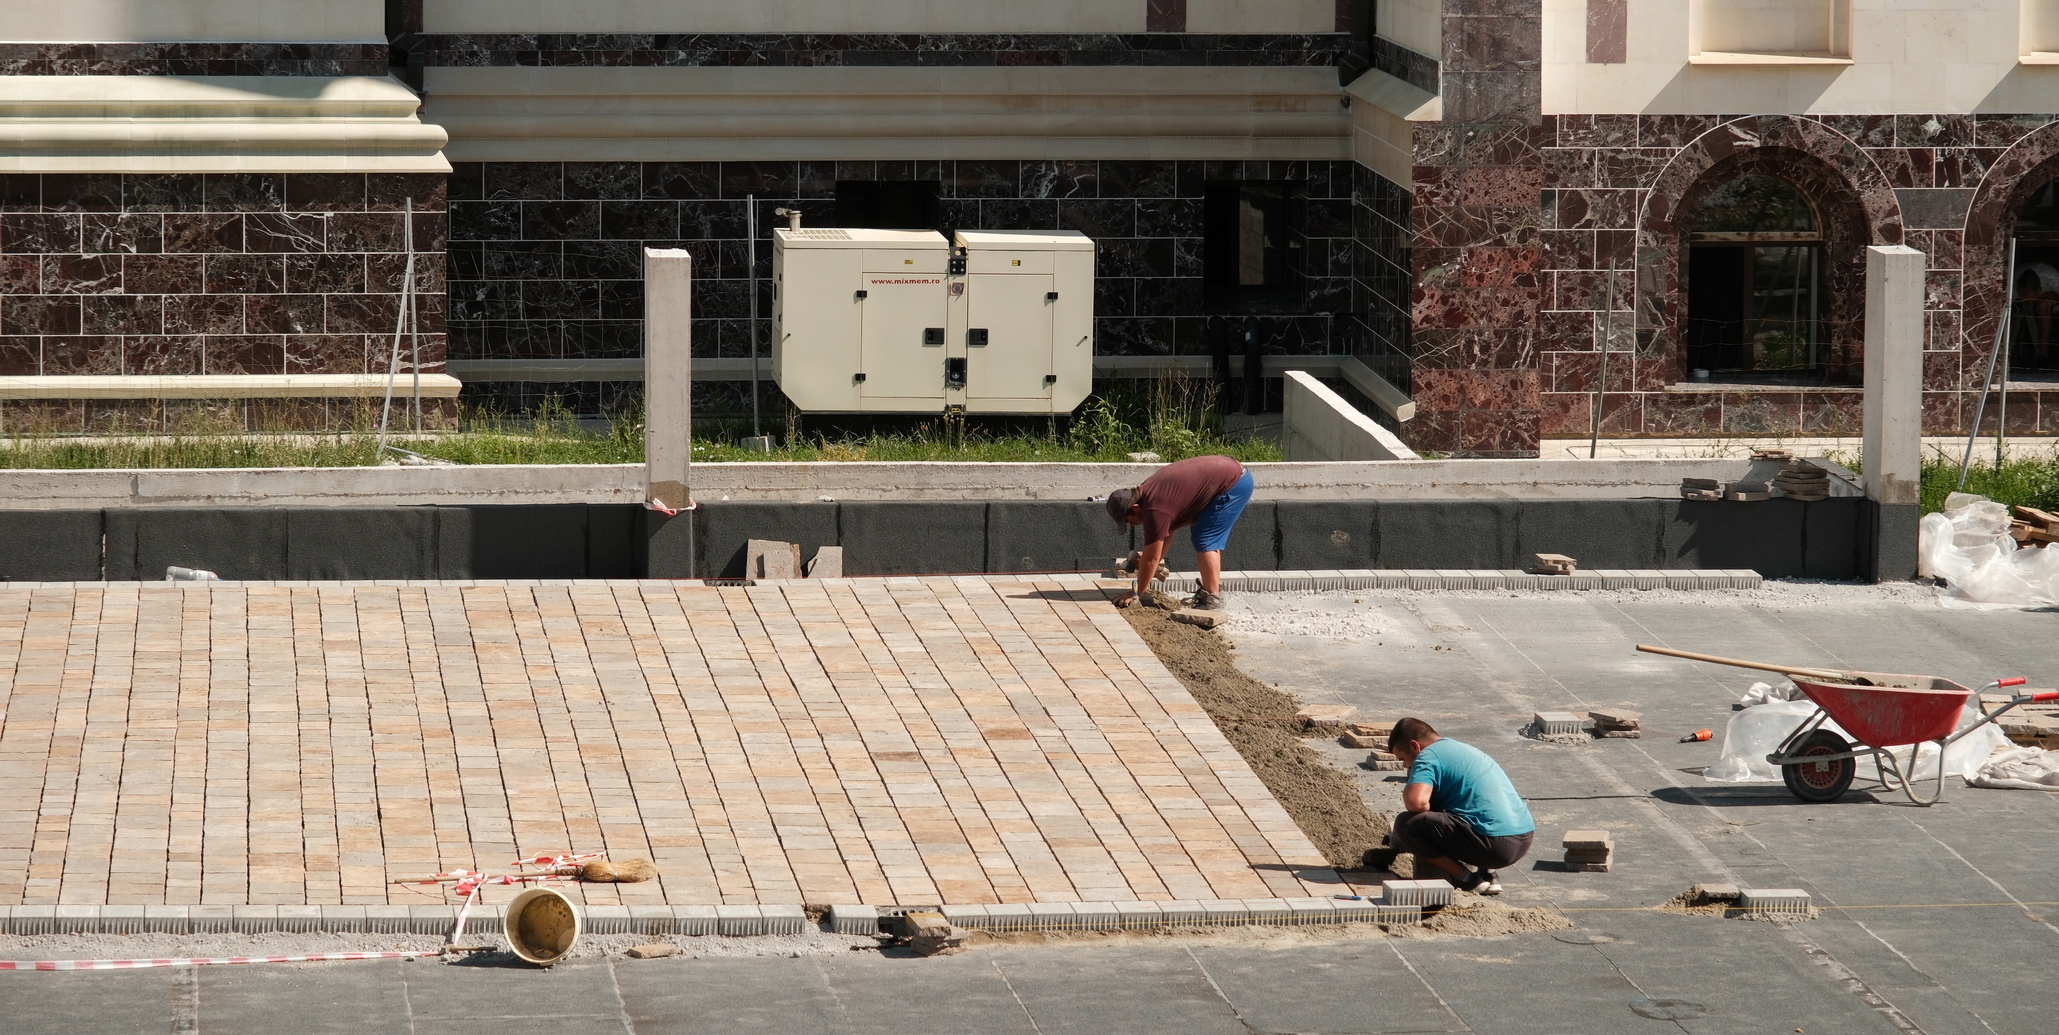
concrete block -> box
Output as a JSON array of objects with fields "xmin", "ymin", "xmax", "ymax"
[
  {"xmin": 1242, "ymin": 898, "xmax": 1294, "ymax": 925},
  {"xmin": 146, "ymin": 905, "xmax": 191, "ymax": 934},
  {"xmin": 836, "ymin": 501, "xmax": 988, "ymax": 575},
  {"xmin": 672, "ymin": 904, "xmax": 719, "ymax": 936},
  {"xmin": 56, "ymin": 904, "xmax": 99, "ymax": 933},
  {"xmin": 586, "ymin": 505, "xmax": 638, "ymax": 578},
  {"xmin": 1379, "ymin": 879, "xmax": 1454, "ymax": 907},
  {"xmin": 1156, "ymin": 900, "xmax": 1207, "ymax": 925},
  {"xmin": 1372, "ymin": 903, "xmax": 1424, "ymax": 924},
  {"xmin": 1208, "ymin": 500, "xmax": 1277, "ymax": 573},
  {"xmin": 106, "ymin": 507, "xmax": 287, "ymax": 581},
  {"xmin": 829, "ymin": 904, "xmax": 880, "ymax": 935},
  {"xmin": 637, "ymin": 507, "xmax": 693, "ymax": 578},
  {"xmin": 459, "ymin": 903, "xmax": 503, "ymax": 935},
  {"xmin": 1114, "ymin": 901, "xmax": 1165, "ymax": 929},
  {"xmin": 408, "ymin": 904, "xmax": 457, "ymax": 936},
  {"xmin": 1517, "ymin": 500, "xmax": 1663, "ymax": 569},
  {"xmin": 0, "ymin": 509, "xmax": 103, "ymax": 581},
  {"xmin": 1285, "ymin": 897, "xmax": 1338, "ymax": 925},
  {"xmin": 1201, "ymin": 900, "xmax": 1250, "ymax": 925},
  {"xmin": 190, "ymin": 904, "xmax": 234, "ymax": 934},
  {"xmin": 983, "ymin": 902, "xmax": 1033, "ymax": 931},
  {"xmin": 285, "ymin": 508, "xmax": 437, "ymax": 580},
  {"xmin": 1693, "ymin": 883, "xmax": 1741, "ymax": 902},
  {"xmin": 438, "ymin": 505, "xmax": 590, "ymax": 579},
  {"xmin": 805, "ymin": 545, "xmax": 843, "ymax": 578},
  {"xmin": 274, "ymin": 905, "xmax": 321, "ymax": 933},
  {"xmin": 1170, "ymin": 608, "xmax": 1222, "ymax": 629},
  {"xmin": 1069, "ymin": 902, "xmax": 1119, "ymax": 930},
  {"xmin": 1863, "ymin": 245, "xmax": 1925, "ymax": 509},
  {"xmin": 365, "ymin": 904, "xmax": 411, "ymax": 934},
  {"xmin": 1026, "ymin": 902, "xmax": 1077, "ymax": 929},
  {"xmin": 940, "ymin": 904, "xmax": 990, "ymax": 930},
  {"xmin": 984, "ymin": 500, "xmax": 1132, "ymax": 574},
  {"xmin": 716, "ymin": 904, "xmax": 764, "ymax": 936},
  {"xmin": 10, "ymin": 905, "xmax": 54, "ymax": 934},
  {"xmin": 761, "ymin": 903, "xmax": 807, "ymax": 935},
  {"xmin": 1378, "ymin": 501, "xmax": 1519, "ymax": 569},
  {"xmin": 1274, "ymin": 501, "xmax": 1378, "ymax": 570},
  {"xmin": 1533, "ymin": 711, "xmax": 1583, "ymax": 735},
  {"xmin": 1868, "ymin": 501, "xmax": 1920, "ymax": 582},
  {"xmin": 746, "ymin": 539, "xmax": 802, "ymax": 579},
  {"xmin": 1738, "ymin": 889, "xmax": 1812, "ymax": 912},
  {"xmin": 584, "ymin": 904, "xmax": 633, "ymax": 935},
  {"xmin": 629, "ymin": 904, "xmax": 676, "ymax": 935}
]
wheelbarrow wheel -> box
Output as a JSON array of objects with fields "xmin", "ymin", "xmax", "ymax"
[{"xmin": 1782, "ymin": 729, "xmax": 1856, "ymax": 803}]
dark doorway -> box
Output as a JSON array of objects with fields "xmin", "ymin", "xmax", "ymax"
[
  {"xmin": 2011, "ymin": 178, "xmax": 2059, "ymax": 378},
  {"xmin": 833, "ymin": 181, "xmax": 941, "ymax": 231},
  {"xmin": 1203, "ymin": 181, "xmax": 1302, "ymax": 312},
  {"xmin": 1684, "ymin": 174, "xmax": 1824, "ymax": 382}
]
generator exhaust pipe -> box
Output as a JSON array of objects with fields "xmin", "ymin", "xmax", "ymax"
[{"xmin": 774, "ymin": 207, "xmax": 802, "ymax": 231}]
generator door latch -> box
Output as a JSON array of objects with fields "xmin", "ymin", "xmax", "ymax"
[
  {"xmin": 1046, "ymin": 291, "xmax": 1059, "ymax": 301},
  {"xmin": 923, "ymin": 327, "xmax": 945, "ymax": 346},
  {"xmin": 853, "ymin": 372, "xmax": 866, "ymax": 383},
  {"xmin": 944, "ymin": 357, "xmax": 967, "ymax": 388},
  {"xmin": 854, "ymin": 289, "xmax": 868, "ymax": 300},
  {"xmin": 1044, "ymin": 374, "xmax": 1058, "ymax": 385},
  {"xmin": 968, "ymin": 328, "xmax": 990, "ymax": 347}
]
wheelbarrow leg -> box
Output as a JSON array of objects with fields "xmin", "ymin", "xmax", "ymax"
[{"xmin": 1885, "ymin": 741, "xmax": 1948, "ymax": 806}]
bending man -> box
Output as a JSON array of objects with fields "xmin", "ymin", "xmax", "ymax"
[
  {"xmin": 1106, "ymin": 454, "xmax": 1254, "ymax": 611},
  {"xmin": 1387, "ymin": 717, "xmax": 1534, "ymax": 894}
]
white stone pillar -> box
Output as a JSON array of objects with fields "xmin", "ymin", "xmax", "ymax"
[
  {"xmin": 1862, "ymin": 244, "xmax": 1924, "ymax": 581},
  {"xmin": 1862, "ymin": 245, "xmax": 1923, "ymax": 506},
  {"xmin": 644, "ymin": 248, "xmax": 693, "ymax": 513}
]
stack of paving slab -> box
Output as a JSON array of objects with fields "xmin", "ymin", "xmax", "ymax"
[
  {"xmin": 1772, "ymin": 461, "xmax": 1831, "ymax": 501},
  {"xmin": 1562, "ymin": 830, "xmax": 1613, "ymax": 872},
  {"xmin": 1987, "ymin": 691, "xmax": 2059, "ymax": 748},
  {"xmin": 1588, "ymin": 709, "xmax": 1642, "ymax": 739},
  {"xmin": 1155, "ymin": 569, "xmax": 1762, "ymax": 594}
]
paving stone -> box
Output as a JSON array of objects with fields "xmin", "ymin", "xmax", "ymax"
[{"xmin": 1561, "ymin": 830, "xmax": 1614, "ymax": 850}]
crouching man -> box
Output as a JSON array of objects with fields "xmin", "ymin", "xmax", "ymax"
[{"xmin": 1387, "ymin": 717, "xmax": 1534, "ymax": 895}]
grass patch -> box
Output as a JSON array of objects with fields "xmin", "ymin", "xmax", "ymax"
[
  {"xmin": 1919, "ymin": 450, "xmax": 2059, "ymax": 514},
  {"xmin": 0, "ymin": 379, "xmax": 1280, "ymax": 469}
]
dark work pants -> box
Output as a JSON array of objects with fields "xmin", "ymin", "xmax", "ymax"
[{"xmin": 1390, "ymin": 810, "xmax": 1534, "ymax": 871}]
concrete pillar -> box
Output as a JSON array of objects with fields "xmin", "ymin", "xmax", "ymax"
[
  {"xmin": 642, "ymin": 248, "xmax": 694, "ymax": 576},
  {"xmin": 1861, "ymin": 244, "xmax": 1924, "ymax": 580}
]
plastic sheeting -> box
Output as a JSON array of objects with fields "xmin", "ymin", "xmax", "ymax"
[
  {"xmin": 1966, "ymin": 745, "xmax": 2059, "ymax": 790},
  {"xmin": 1705, "ymin": 697, "xmax": 2008, "ymax": 784},
  {"xmin": 1917, "ymin": 493, "xmax": 2059, "ymax": 606}
]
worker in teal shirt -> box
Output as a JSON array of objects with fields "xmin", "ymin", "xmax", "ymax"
[{"xmin": 1387, "ymin": 717, "xmax": 1535, "ymax": 895}]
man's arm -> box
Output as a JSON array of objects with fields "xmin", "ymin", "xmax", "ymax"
[
  {"xmin": 1115, "ymin": 536, "xmax": 1170, "ymax": 607},
  {"xmin": 1402, "ymin": 782, "xmax": 1432, "ymax": 813}
]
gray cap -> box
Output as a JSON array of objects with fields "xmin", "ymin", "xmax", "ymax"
[{"xmin": 1105, "ymin": 488, "xmax": 1136, "ymax": 525}]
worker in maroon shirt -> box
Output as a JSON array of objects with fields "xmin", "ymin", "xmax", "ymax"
[{"xmin": 1105, "ymin": 454, "xmax": 1254, "ymax": 610}]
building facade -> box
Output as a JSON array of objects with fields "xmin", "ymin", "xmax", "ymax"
[{"xmin": 2, "ymin": 1, "xmax": 2057, "ymax": 453}]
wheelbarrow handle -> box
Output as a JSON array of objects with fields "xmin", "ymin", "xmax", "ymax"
[
  {"xmin": 1998, "ymin": 677, "xmax": 2027, "ymax": 688},
  {"xmin": 1635, "ymin": 644, "xmax": 1854, "ymax": 682},
  {"xmin": 2028, "ymin": 691, "xmax": 2059, "ymax": 703}
]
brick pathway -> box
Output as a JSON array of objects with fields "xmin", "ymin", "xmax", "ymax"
[{"xmin": 0, "ymin": 577, "xmax": 1333, "ymax": 907}]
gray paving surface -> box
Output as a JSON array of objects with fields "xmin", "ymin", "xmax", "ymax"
[{"xmin": 4, "ymin": 585, "xmax": 2056, "ymax": 1034}]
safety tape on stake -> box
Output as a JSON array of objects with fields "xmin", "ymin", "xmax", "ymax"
[{"xmin": 0, "ymin": 950, "xmax": 441, "ymax": 972}]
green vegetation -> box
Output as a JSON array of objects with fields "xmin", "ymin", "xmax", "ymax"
[
  {"xmin": 1920, "ymin": 449, "xmax": 2059, "ymax": 515},
  {"xmin": 0, "ymin": 379, "xmax": 1281, "ymax": 469}
]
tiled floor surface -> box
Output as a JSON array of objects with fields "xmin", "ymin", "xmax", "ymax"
[{"xmin": 0, "ymin": 576, "xmax": 1332, "ymax": 907}]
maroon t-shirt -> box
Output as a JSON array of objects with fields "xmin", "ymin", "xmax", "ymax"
[{"xmin": 1134, "ymin": 455, "xmax": 1245, "ymax": 544}]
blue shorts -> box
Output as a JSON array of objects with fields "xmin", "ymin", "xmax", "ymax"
[{"xmin": 1188, "ymin": 467, "xmax": 1254, "ymax": 554}]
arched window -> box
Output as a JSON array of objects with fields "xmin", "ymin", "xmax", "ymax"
[
  {"xmin": 2012, "ymin": 180, "xmax": 2059, "ymax": 376},
  {"xmin": 1684, "ymin": 175, "xmax": 1823, "ymax": 380}
]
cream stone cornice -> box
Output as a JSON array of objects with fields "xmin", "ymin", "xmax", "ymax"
[
  {"xmin": 0, "ymin": 76, "xmax": 450, "ymax": 173},
  {"xmin": 424, "ymin": 66, "xmax": 1352, "ymax": 161}
]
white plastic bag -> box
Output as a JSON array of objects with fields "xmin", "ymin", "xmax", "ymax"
[
  {"xmin": 1918, "ymin": 494, "xmax": 2057, "ymax": 606},
  {"xmin": 1705, "ymin": 698, "xmax": 2007, "ymax": 785}
]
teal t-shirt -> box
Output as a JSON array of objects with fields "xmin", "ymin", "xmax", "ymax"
[{"xmin": 1408, "ymin": 738, "xmax": 1534, "ymax": 838}]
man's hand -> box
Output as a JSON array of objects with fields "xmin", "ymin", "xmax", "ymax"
[{"xmin": 1113, "ymin": 591, "xmax": 1137, "ymax": 608}]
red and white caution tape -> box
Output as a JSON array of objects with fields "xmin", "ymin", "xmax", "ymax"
[{"xmin": 0, "ymin": 950, "xmax": 439, "ymax": 971}]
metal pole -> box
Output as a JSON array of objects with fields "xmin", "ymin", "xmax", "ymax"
[
  {"xmin": 1957, "ymin": 238, "xmax": 2017, "ymax": 491},
  {"xmin": 376, "ymin": 202, "xmax": 418, "ymax": 459},
  {"xmin": 1590, "ymin": 257, "xmax": 1617, "ymax": 459},
  {"xmin": 748, "ymin": 194, "xmax": 761, "ymax": 440},
  {"xmin": 406, "ymin": 199, "xmax": 420, "ymax": 434}
]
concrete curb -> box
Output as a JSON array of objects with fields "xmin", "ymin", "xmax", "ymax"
[
  {"xmin": 1150, "ymin": 568, "xmax": 1764, "ymax": 592},
  {"xmin": 0, "ymin": 900, "xmax": 1419, "ymax": 936}
]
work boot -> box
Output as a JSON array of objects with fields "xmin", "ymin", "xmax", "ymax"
[{"xmin": 1185, "ymin": 588, "xmax": 1224, "ymax": 610}]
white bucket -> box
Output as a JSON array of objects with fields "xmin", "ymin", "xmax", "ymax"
[{"xmin": 504, "ymin": 887, "xmax": 581, "ymax": 966}]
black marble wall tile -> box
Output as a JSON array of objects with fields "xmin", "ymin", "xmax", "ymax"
[
  {"xmin": 421, "ymin": 33, "xmax": 1347, "ymax": 69},
  {"xmin": 0, "ymin": 42, "xmax": 387, "ymax": 77}
]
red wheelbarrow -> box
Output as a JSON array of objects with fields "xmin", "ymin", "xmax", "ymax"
[{"xmin": 1637, "ymin": 645, "xmax": 2058, "ymax": 805}]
